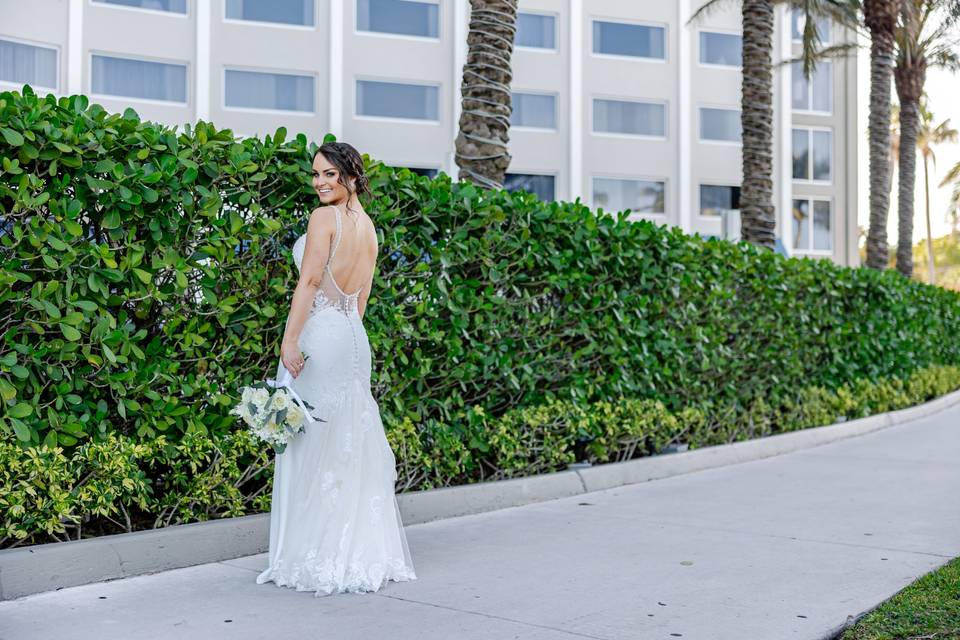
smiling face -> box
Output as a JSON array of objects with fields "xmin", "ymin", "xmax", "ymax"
[{"xmin": 312, "ymin": 152, "xmax": 354, "ymax": 205}]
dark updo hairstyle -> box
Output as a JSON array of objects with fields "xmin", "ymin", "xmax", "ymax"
[{"xmin": 314, "ymin": 141, "xmax": 371, "ymax": 220}]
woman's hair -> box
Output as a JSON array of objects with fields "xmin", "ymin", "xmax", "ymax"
[{"xmin": 314, "ymin": 142, "xmax": 370, "ymax": 220}]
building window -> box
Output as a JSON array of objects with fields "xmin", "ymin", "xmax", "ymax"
[
  {"xmin": 511, "ymin": 92, "xmax": 556, "ymax": 129},
  {"xmin": 700, "ymin": 184, "xmax": 740, "ymax": 217},
  {"xmin": 225, "ymin": 69, "xmax": 314, "ymax": 112},
  {"xmin": 592, "ymin": 20, "xmax": 665, "ymax": 60},
  {"xmin": 791, "ymin": 61, "xmax": 832, "ymax": 113},
  {"xmin": 0, "ymin": 39, "xmax": 58, "ymax": 89},
  {"xmin": 791, "ymin": 9, "xmax": 831, "ymax": 43},
  {"xmin": 699, "ymin": 31, "xmax": 741, "ymax": 66},
  {"xmin": 792, "ymin": 127, "xmax": 832, "ymax": 181},
  {"xmin": 593, "ymin": 99, "xmax": 666, "ymax": 137},
  {"xmin": 92, "ymin": 0, "xmax": 187, "ymax": 13},
  {"xmin": 357, "ymin": 0, "xmax": 439, "ymax": 38},
  {"xmin": 404, "ymin": 167, "xmax": 438, "ymax": 178},
  {"xmin": 699, "ymin": 107, "xmax": 741, "ymax": 143},
  {"xmin": 792, "ymin": 198, "xmax": 832, "ymax": 252},
  {"xmin": 356, "ymin": 79, "xmax": 439, "ymax": 121},
  {"xmin": 504, "ymin": 174, "xmax": 555, "ymax": 201},
  {"xmin": 91, "ymin": 54, "xmax": 186, "ymax": 103},
  {"xmin": 593, "ymin": 177, "xmax": 665, "ymax": 215},
  {"xmin": 225, "ymin": 0, "xmax": 314, "ymax": 27},
  {"xmin": 516, "ymin": 12, "xmax": 556, "ymax": 49}
]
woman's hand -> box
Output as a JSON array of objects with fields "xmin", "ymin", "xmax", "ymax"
[{"xmin": 281, "ymin": 338, "xmax": 307, "ymax": 379}]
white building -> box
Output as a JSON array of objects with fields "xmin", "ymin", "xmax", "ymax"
[{"xmin": 0, "ymin": 0, "xmax": 860, "ymax": 265}]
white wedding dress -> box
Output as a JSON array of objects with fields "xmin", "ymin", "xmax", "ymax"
[{"xmin": 256, "ymin": 203, "xmax": 418, "ymax": 596}]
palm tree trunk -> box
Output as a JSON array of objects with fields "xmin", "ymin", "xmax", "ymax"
[
  {"xmin": 739, "ymin": 0, "xmax": 775, "ymax": 249},
  {"xmin": 864, "ymin": 0, "xmax": 898, "ymax": 270},
  {"xmin": 895, "ymin": 97, "xmax": 919, "ymax": 277},
  {"xmin": 454, "ymin": 0, "xmax": 518, "ymax": 189},
  {"xmin": 923, "ymin": 154, "xmax": 936, "ymax": 284}
]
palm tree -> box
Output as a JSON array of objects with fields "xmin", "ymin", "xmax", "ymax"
[
  {"xmin": 454, "ymin": 0, "xmax": 519, "ymax": 189},
  {"xmin": 863, "ymin": 0, "xmax": 901, "ymax": 270},
  {"xmin": 738, "ymin": 0, "xmax": 778, "ymax": 249},
  {"xmin": 915, "ymin": 102, "xmax": 957, "ymax": 284},
  {"xmin": 691, "ymin": 1, "xmax": 853, "ymax": 251},
  {"xmin": 893, "ymin": 0, "xmax": 960, "ymax": 278}
]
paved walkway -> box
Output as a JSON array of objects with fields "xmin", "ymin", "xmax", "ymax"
[{"xmin": 2, "ymin": 406, "xmax": 958, "ymax": 640}]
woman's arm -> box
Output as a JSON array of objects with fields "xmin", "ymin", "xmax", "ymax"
[{"xmin": 280, "ymin": 207, "xmax": 336, "ymax": 376}]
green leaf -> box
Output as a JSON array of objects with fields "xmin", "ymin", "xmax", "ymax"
[
  {"xmin": 1, "ymin": 128, "xmax": 24, "ymax": 146},
  {"xmin": 102, "ymin": 210, "xmax": 121, "ymax": 229},
  {"xmin": 9, "ymin": 403, "xmax": 33, "ymax": 418},
  {"xmin": 11, "ymin": 418, "xmax": 32, "ymax": 442},
  {"xmin": 133, "ymin": 268, "xmax": 153, "ymax": 284},
  {"xmin": 60, "ymin": 323, "xmax": 81, "ymax": 341}
]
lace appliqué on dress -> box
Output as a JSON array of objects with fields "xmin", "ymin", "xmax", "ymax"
[{"xmin": 256, "ymin": 553, "xmax": 417, "ymax": 597}]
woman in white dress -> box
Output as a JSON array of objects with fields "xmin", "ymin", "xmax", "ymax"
[{"xmin": 256, "ymin": 142, "xmax": 418, "ymax": 596}]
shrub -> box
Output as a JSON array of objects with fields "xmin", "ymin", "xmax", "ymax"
[
  {"xmin": 2, "ymin": 86, "xmax": 960, "ymax": 453},
  {"xmin": 3, "ymin": 363, "xmax": 957, "ymax": 548}
]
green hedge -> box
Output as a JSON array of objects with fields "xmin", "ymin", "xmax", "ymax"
[
  {"xmin": 2, "ymin": 86, "xmax": 959, "ymax": 454},
  {"xmin": 3, "ymin": 363, "xmax": 958, "ymax": 547},
  {"xmin": 4, "ymin": 86, "xmax": 960, "ymax": 546}
]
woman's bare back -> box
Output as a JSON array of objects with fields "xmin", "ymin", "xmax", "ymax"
[{"xmin": 325, "ymin": 204, "xmax": 378, "ymax": 317}]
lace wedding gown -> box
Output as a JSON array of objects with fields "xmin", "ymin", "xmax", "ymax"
[{"xmin": 256, "ymin": 203, "xmax": 418, "ymax": 596}]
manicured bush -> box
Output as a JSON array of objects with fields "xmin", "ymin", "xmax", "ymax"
[
  {"xmin": 2, "ymin": 86, "xmax": 960, "ymax": 453},
  {"xmin": 3, "ymin": 363, "xmax": 958, "ymax": 547},
  {"xmin": 3, "ymin": 87, "xmax": 960, "ymax": 547}
]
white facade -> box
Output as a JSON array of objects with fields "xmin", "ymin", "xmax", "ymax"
[{"xmin": 0, "ymin": 0, "xmax": 860, "ymax": 265}]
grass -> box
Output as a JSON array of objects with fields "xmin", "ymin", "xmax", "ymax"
[{"xmin": 840, "ymin": 556, "xmax": 960, "ymax": 639}]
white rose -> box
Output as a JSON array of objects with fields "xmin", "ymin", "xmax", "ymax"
[
  {"xmin": 271, "ymin": 391, "xmax": 290, "ymax": 410},
  {"xmin": 252, "ymin": 388, "xmax": 270, "ymax": 409},
  {"xmin": 287, "ymin": 406, "xmax": 305, "ymax": 428}
]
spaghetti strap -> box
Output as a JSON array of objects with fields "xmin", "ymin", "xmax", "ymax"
[{"xmin": 327, "ymin": 204, "xmax": 343, "ymax": 265}]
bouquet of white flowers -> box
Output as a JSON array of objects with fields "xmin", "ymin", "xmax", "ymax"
[{"xmin": 230, "ymin": 365, "xmax": 325, "ymax": 454}]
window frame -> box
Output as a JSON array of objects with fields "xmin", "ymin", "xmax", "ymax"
[
  {"xmin": 697, "ymin": 105, "xmax": 742, "ymax": 145},
  {"xmin": 511, "ymin": 90, "xmax": 559, "ymax": 131},
  {"xmin": 791, "ymin": 196, "xmax": 834, "ymax": 254},
  {"xmin": 223, "ymin": 0, "xmax": 317, "ymax": 30},
  {"xmin": 222, "ymin": 65, "xmax": 317, "ymax": 115},
  {"xmin": 353, "ymin": 0, "xmax": 442, "ymax": 41},
  {"xmin": 790, "ymin": 8, "xmax": 832, "ymax": 44},
  {"xmin": 791, "ymin": 60, "xmax": 833, "ymax": 115},
  {"xmin": 589, "ymin": 16, "xmax": 668, "ymax": 63},
  {"xmin": 698, "ymin": 183, "xmax": 741, "ymax": 220},
  {"xmin": 791, "ymin": 126, "xmax": 833, "ymax": 184},
  {"xmin": 89, "ymin": 51, "xmax": 189, "ymax": 106},
  {"xmin": 0, "ymin": 36, "xmax": 61, "ymax": 91},
  {"xmin": 590, "ymin": 95, "xmax": 669, "ymax": 140},
  {"xmin": 696, "ymin": 29, "xmax": 742, "ymax": 69},
  {"xmin": 354, "ymin": 76, "xmax": 442, "ymax": 124},
  {"xmin": 591, "ymin": 174, "xmax": 668, "ymax": 219},
  {"xmin": 89, "ymin": 0, "xmax": 189, "ymax": 17},
  {"xmin": 515, "ymin": 10, "xmax": 559, "ymax": 53}
]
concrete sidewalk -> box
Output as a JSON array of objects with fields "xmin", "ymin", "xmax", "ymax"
[{"xmin": 1, "ymin": 406, "xmax": 958, "ymax": 640}]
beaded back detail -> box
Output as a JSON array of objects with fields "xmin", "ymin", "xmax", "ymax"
[{"xmin": 292, "ymin": 204, "xmax": 362, "ymax": 317}]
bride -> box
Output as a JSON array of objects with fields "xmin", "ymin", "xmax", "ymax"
[{"xmin": 256, "ymin": 141, "xmax": 418, "ymax": 596}]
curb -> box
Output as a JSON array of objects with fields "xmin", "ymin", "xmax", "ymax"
[{"xmin": 3, "ymin": 387, "xmax": 960, "ymax": 601}]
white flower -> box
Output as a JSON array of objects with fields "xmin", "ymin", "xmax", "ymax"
[
  {"xmin": 251, "ymin": 387, "xmax": 270, "ymax": 409},
  {"xmin": 271, "ymin": 391, "xmax": 290, "ymax": 410},
  {"xmin": 287, "ymin": 405, "xmax": 305, "ymax": 428}
]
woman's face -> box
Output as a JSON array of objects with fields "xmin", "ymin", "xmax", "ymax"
[{"xmin": 312, "ymin": 153, "xmax": 354, "ymax": 205}]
